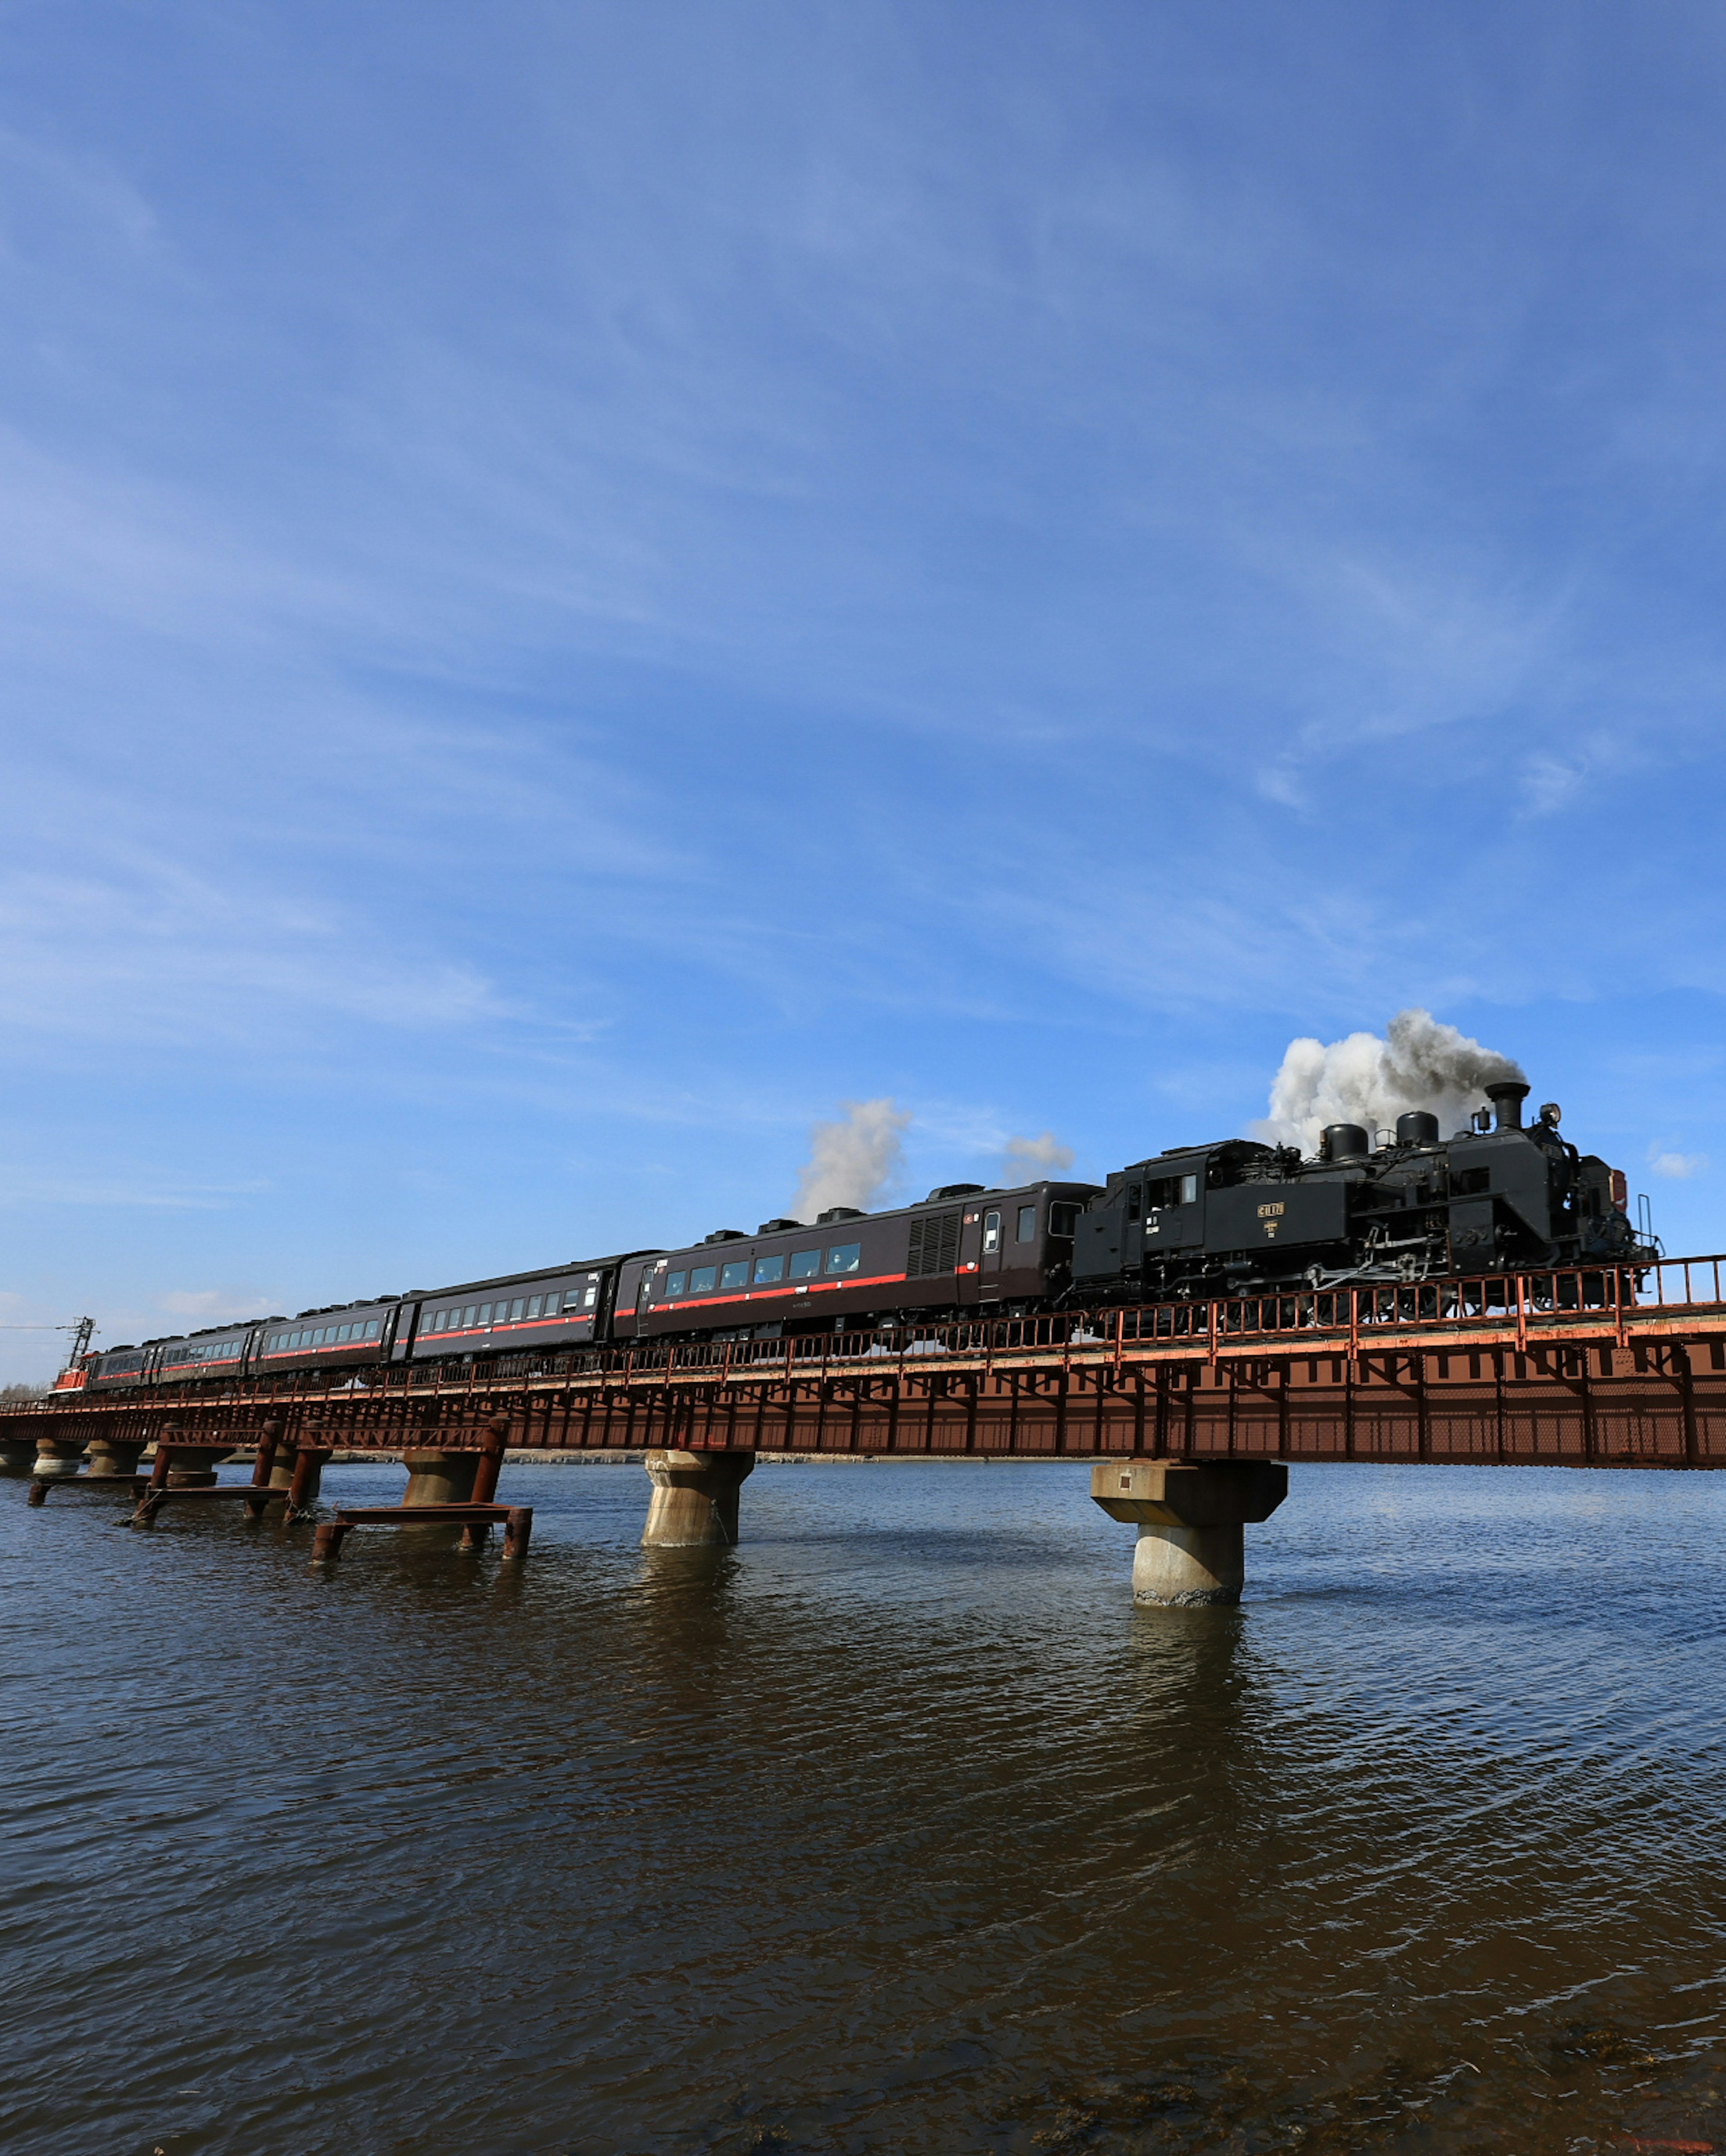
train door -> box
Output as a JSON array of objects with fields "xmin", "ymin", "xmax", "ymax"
[
  {"xmin": 976, "ymin": 1203, "xmax": 1005, "ymax": 1304},
  {"xmin": 950, "ymin": 1205, "xmax": 981, "ymax": 1308}
]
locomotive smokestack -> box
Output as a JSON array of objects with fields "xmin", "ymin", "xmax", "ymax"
[{"xmin": 1486, "ymin": 1080, "xmax": 1530, "ymax": 1131}]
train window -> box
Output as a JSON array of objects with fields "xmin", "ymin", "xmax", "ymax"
[
  {"xmin": 665, "ymin": 1273, "xmax": 686, "ymax": 1298},
  {"xmin": 523, "ymin": 1296, "xmax": 540, "ymax": 1318},
  {"xmin": 720, "ymin": 1260, "xmax": 751, "ymax": 1291},
  {"xmin": 691, "ymin": 1266, "xmax": 717, "ymax": 1294},
  {"xmin": 754, "ymin": 1255, "xmax": 786, "ymax": 1284},
  {"xmin": 463, "ymin": 1305, "xmax": 478, "ymax": 1328},
  {"xmin": 1049, "ymin": 1202, "xmax": 1080, "ymax": 1238},
  {"xmin": 510, "ymin": 1298, "xmax": 525, "ymax": 1321},
  {"xmin": 982, "ymin": 1211, "xmax": 1001, "ymax": 1253},
  {"xmin": 827, "ymin": 1242, "xmax": 862, "ymax": 1274},
  {"xmin": 367, "ymin": 1320, "xmax": 381, "ymax": 1338},
  {"xmin": 583, "ymin": 1284, "xmax": 597, "ymax": 1306},
  {"xmin": 789, "ymin": 1250, "xmax": 821, "ymax": 1279},
  {"xmin": 1180, "ymin": 1175, "xmax": 1198, "ymax": 1204},
  {"xmin": 1016, "ymin": 1205, "xmax": 1036, "ymax": 1242},
  {"xmin": 1126, "ymin": 1185, "xmax": 1142, "ymax": 1220},
  {"xmin": 562, "ymin": 1289, "xmax": 583, "ymax": 1310}
]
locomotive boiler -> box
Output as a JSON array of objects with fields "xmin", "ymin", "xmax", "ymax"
[{"xmin": 1069, "ymin": 1079, "xmax": 1650, "ymax": 1304}]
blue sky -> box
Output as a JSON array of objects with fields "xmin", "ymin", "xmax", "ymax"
[{"xmin": 3, "ymin": 1, "xmax": 1725, "ymax": 1376}]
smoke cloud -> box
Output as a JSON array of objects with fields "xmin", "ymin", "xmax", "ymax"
[
  {"xmin": 789, "ymin": 1098, "xmax": 910, "ymax": 1220},
  {"xmin": 1001, "ymin": 1131, "xmax": 1076, "ymax": 1180},
  {"xmin": 1253, "ymin": 1008, "xmax": 1526, "ymax": 1156}
]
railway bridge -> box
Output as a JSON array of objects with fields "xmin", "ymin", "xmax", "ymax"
[{"xmin": 8, "ymin": 1253, "xmax": 1726, "ymax": 1603}]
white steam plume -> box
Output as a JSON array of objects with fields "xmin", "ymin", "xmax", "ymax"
[
  {"xmin": 789, "ymin": 1098, "xmax": 910, "ymax": 1220},
  {"xmin": 1252, "ymin": 1008, "xmax": 1526, "ymax": 1156},
  {"xmin": 1001, "ymin": 1131, "xmax": 1076, "ymax": 1180}
]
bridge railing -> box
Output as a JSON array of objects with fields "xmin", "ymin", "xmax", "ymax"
[{"xmin": 9, "ymin": 1253, "xmax": 1726, "ymax": 1418}]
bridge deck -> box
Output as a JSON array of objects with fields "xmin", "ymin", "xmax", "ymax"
[{"xmin": 9, "ymin": 1255, "xmax": 1726, "ymax": 1469}]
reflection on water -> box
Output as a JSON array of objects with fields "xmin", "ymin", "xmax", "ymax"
[{"xmin": 2, "ymin": 1459, "xmax": 1723, "ymax": 2154}]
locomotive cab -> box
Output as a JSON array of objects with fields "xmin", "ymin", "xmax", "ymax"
[{"xmin": 1073, "ymin": 1139, "xmax": 1354, "ymax": 1300}]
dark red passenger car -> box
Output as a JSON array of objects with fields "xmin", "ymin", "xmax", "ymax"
[{"xmin": 614, "ymin": 1180, "xmax": 1101, "ymax": 1342}]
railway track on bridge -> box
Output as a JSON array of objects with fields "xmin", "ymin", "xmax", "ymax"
[{"xmin": 8, "ymin": 1253, "xmax": 1726, "ymax": 1470}]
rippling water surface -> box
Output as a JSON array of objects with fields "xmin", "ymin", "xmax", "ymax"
[{"xmin": 3, "ymin": 1458, "xmax": 1724, "ymax": 2156}]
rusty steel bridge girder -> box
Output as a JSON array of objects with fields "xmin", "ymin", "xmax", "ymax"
[{"xmin": 7, "ymin": 1255, "xmax": 1726, "ymax": 1471}]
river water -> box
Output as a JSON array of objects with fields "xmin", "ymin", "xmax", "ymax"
[{"xmin": 2, "ymin": 1458, "xmax": 1723, "ymax": 2156}]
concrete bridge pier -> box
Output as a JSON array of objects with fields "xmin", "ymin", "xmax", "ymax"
[
  {"xmin": 32, "ymin": 1434, "xmax": 87, "ymax": 1480},
  {"xmin": 398, "ymin": 1417, "xmax": 512, "ymax": 1546},
  {"xmin": 86, "ymin": 1436, "xmax": 148, "ymax": 1480},
  {"xmin": 269, "ymin": 1422, "xmax": 325, "ymax": 1512},
  {"xmin": 1091, "ymin": 1460, "xmax": 1288, "ymax": 1606},
  {"xmin": 642, "ymin": 1449, "xmax": 755, "ymax": 1547},
  {"xmin": 402, "ymin": 1448, "xmax": 481, "ymax": 1508},
  {"xmin": 162, "ymin": 1446, "xmax": 236, "ymax": 1489}
]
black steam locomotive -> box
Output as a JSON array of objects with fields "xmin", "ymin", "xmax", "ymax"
[
  {"xmin": 69, "ymin": 1078, "xmax": 1646, "ymax": 1396},
  {"xmin": 1069, "ymin": 1079, "xmax": 1650, "ymax": 1303}
]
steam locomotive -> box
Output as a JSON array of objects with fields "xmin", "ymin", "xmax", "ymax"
[
  {"xmin": 1068, "ymin": 1079, "xmax": 1650, "ymax": 1304},
  {"xmin": 68, "ymin": 1078, "xmax": 1646, "ymax": 1395}
]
